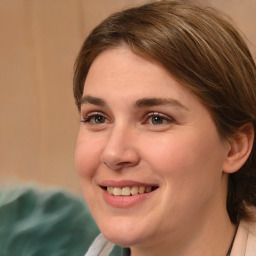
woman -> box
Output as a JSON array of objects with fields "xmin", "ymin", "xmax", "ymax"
[{"xmin": 73, "ymin": 1, "xmax": 256, "ymax": 255}]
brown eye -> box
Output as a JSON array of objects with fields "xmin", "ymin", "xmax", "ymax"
[{"xmin": 93, "ymin": 115, "xmax": 106, "ymax": 124}]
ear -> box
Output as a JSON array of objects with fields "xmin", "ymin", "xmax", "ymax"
[{"xmin": 222, "ymin": 123, "xmax": 254, "ymax": 174}]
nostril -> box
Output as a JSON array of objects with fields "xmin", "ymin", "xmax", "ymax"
[
  {"xmin": 102, "ymin": 160, "xmax": 135, "ymax": 170},
  {"xmin": 117, "ymin": 162, "xmax": 134, "ymax": 168}
]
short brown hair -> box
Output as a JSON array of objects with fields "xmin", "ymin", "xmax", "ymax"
[{"xmin": 73, "ymin": 1, "xmax": 256, "ymax": 224}]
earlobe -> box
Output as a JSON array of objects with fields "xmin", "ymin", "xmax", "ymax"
[{"xmin": 222, "ymin": 123, "xmax": 254, "ymax": 174}]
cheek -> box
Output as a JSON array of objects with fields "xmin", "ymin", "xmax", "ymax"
[
  {"xmin": 75, "ymin": 132, "xmax": 102, "ymax": 178},
  {"xmin": 145, "ymin": 131, "xmax": 226, "ymax": 221},
  {"xmin": 143, "ymin": 130, "xmax": 225, "ymax": 182},
  {"xmin": 142, "ymin": 133, "xmax": 196, "ymax": 174},
  {"xmin": 75, "ymin": 133, "xmax": 104, "ymax": 208}
]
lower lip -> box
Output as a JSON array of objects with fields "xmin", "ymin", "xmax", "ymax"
[{"xmin": 103, "ymin": 189, "xmax": 155, "ymax": 208}]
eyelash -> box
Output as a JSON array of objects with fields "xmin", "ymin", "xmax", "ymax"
[
  {"xmin": 80, "ymin": 111, "xmax": 174, "ymax": 126},
  {"xmin": 144, "ymin": 112, "xmax": 174, "ymax": 125},
  {"xmin": 80, "ymin": 112, "xmax": 108, "ymax": 124}
]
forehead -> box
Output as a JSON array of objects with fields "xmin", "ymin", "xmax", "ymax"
[
  {"xmin": 86, "ymin": 47, "xmax": 163, "ymax": 86},
  {"xmin": 84, "ymin": 47, "xmax": 187, "ymax": 99}
]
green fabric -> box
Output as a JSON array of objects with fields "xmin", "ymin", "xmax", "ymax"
[
  {"xmin": 110, "ymin": 245, "xmax": 130, "ymax": 256},
  {"xmin": 121, "ymin": 247, "xmax": 130, "ymax": 256},
  {"xmin": 0, "ymin": 186, "xmax": 100, "ymax": 256},
  {"xmin": 0, "ymin": 186, "xmax": 132, "ymax": 256}
]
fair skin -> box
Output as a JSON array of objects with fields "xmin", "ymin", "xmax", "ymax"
[{"xmin": 75, "ymin": 46, "xmax": 251, "ymax": 256}]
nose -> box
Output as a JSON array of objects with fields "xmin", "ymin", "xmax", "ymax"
[{"xmin": 100, "ymin": 125, "xmax": 140, "ymax": 170}]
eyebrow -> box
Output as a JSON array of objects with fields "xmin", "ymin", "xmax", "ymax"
[
  {"xmin": 80, "ymin": 95, "xmax": 107, "ymax": 107},
  {"xmin": 80, "ymin": 95, "xmax": 188, "ymax": 111},
  {"xmin": 135, "ymin": 97, "xmax": 188, "ymax": 110}
]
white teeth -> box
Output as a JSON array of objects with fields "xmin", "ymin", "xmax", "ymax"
[
  {"xmin": 130, "ymin": 186, "xmax": 139, "ymax": 195},
  {"xmin": 107, "ymin": 186, "xmax": 113, "ymax": 194},
  {"xmin": 138, "ymin": 186, "xmax": 145, "ymax": 194},
  {"xmin": 107, "ymin": 186, "xmax": 155, "ymax": 196},
  {"xmin": 122, "ymin": 187, "xmax": 131, "ymax": 196},
  {"xmin": 113, "ymin": 187, "xmax": 122, "ymax": 196}
]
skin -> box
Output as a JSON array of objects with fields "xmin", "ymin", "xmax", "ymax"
[{"xmin": 75, "ymin": 46, "xmax": 237, "ymax": 256}]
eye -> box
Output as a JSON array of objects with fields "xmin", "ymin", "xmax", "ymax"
[
  {"xmin": 150, "ymin": 115, "xmax": 165, "ymax": 125},
  {"xmin": 81, "ymin": 112, "xmax": 108, "ymax": 124},
  {"xmin": 145, "ymin": 112, "xmax": 174, "ymax": 125}
]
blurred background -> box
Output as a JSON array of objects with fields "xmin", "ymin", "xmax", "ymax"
[{"xmin": 0, "ymin": 0, "xmax": 255, "ymax": 195}]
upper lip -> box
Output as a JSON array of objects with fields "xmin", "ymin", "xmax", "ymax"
[{"xmin": 100, "ymin": 180, "xmax": 159, "ymax": 188}]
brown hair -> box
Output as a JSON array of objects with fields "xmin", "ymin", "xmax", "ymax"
[{"xmin": 73, "ymin": 1, "xmax": 256, "ymax": 224}]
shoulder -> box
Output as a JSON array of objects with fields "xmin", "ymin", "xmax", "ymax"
[
  {"xmin": 232, "ymin": 207, "xmax": 256, "ymax": 256},
  {"xmin": 242, "ymin": 206, "xmax": 256, "ymax": 236}
]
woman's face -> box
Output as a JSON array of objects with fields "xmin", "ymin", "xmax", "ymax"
[{"xmin": 75, "ymin": 47, "xmax": 231, "ymax": 249}]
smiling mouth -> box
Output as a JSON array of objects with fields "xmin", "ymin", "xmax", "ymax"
[{"xmin": 102, "ymin": 186, "xmax": 159, "ymax": 196}]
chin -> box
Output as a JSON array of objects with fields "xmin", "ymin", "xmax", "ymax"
[
  {"xmin": 99, "ymin": 219, "xmax": 148, "ymax": 247},
  {"xmin": 104, "ymin": 231, "xmax": 145, "ymax": 248}
]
